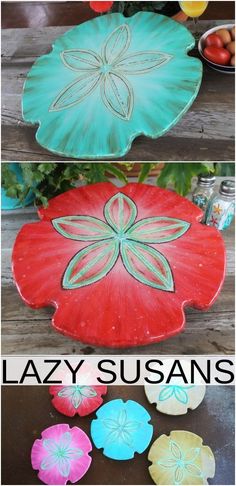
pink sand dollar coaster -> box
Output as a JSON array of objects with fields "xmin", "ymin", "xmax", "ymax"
[
  {"xmin": 49, "ymin": 384, "xmax": 107, "ymax": 417},
  {"xmin": 31, "ymin": 424, "xmax": 92, "ymax": 485}
]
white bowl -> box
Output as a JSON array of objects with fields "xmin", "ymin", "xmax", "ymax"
[{"xmin": 198, "ymin": 23, "xmax": 235, "ymax": 73}]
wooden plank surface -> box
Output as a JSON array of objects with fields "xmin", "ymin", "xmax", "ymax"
[
  {"xmin": 1, "ymin": 20, "xmax": 235, "ymax": 162},
  {"xmin": 1, "ymin": 177, "xmax": 234, "ymax": 355}
]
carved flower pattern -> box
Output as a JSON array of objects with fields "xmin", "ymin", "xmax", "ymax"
[
  {"xmin": 148, "ymin": 431, "xmax": 215, "ymax": 485},
  {"xmin": 50, "ymin": 24, "xmax": 172, "ymax": 120},
  {"xmin": 157, "ymin": 440, "xmax": 203, "ymax": 484},
  {"xmin": 158, "ymin": 385, "xmax": 195, "ymax": 405},
  {"xmin": 31, "ymin": 424, "xmax": 92, "ymax": 485},
  {"xmin": 50, "ymin": 383, "xmax": 107, "ymax": 417},
  {"xmin": 91, "ymin": 399, "xmax": 153, "ymax": 460},
  {"xmin": 52, "ymin": 192, "xmax": 190, "ymax": 291}
]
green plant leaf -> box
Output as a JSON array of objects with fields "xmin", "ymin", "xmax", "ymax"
[
  {"xmin": 138, "ymin": 163, "xmax": 155, "ymax": 183},
  {"xmin": 156, "ymin": 163, "xmax": 214, "ymax": 196}
]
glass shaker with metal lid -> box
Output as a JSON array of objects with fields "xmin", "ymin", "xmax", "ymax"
[
  {"xmin": 192, "ymin": 174, "xmax": 216, "ymax": 219},
  {"xmin": 205, "ymin": 180, "xmax": 235, "ymax": 231}
]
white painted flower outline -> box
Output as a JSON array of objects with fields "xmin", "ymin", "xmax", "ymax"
[
  {"xmin": 102, "ymin": 409, "xmax": 142, "ymax": 448},
  {"xmin": 58, "ymin": 385, "xmax": 97, "ymax": 409},
  {"xmin": 157, "ymin": 440, "xmax": 203, "ymax": 485},
  {"xmin": 41, "ymin": 432, "xmax": 83, "ymax": 478},
  {"xmin": 50, "ymin": 24, "xmax": 172, "ymax": 120}
]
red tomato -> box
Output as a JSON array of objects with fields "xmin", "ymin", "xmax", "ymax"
[
  {"xmin": 205, "ymin": 33, "xmax": 224, "ymax": 48},
  {"xmin": 203, "ymin": 46, "xmax": 231, "ymax": 65}
]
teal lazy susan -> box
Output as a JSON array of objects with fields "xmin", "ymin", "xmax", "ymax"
[{"xmin": 22, "ymin": 12, "xmax": 202, "ymax": 159}]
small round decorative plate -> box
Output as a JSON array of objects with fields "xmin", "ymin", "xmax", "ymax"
[
  {"xmin": 90, "ymin": 399, "xmax": 153, "ymax": 460},
  {"xmin": 22, "ymin": 12, "xmax": 202, "ymax": 159},
  {"xmin": 145, "ymin": 359, "xmax": 206, "ymax": 415},
  {"xmin": 31, "ymin": 424, "xmax": 92, "ymax": 485},
  {"xmin": 12, "ymin": 182, "xmax": 225, "ymax": 347},
  {"xmin": 49, "ymin": 383, "xmax": 107, "ymax": 417},
  {"xmin": 148, "ymin": 430, "xmax": 215, "ymax": 485}
]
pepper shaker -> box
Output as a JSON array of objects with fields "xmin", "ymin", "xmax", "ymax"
[{"xmin": 205, "ymin": 180, "xmax": 235, "ymax": 230}]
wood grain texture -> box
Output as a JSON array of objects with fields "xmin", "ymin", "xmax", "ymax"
[
  {"xmin": 1, "ymin": 177, "xmax": 234, "ymax": 355},
  {"xmin": 1, "ymin": 20, "xmax": 235, "ymax": 161}
]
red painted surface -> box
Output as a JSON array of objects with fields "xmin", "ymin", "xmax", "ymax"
[{"xmin": 12, "ymin": 182, "xmax": 226, "ymax": 348}]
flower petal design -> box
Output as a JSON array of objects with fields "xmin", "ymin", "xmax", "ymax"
[
  {"xmin": 157, "ymin": 459, "xmax": 177, "ymax": 468},
  {"xmin": 104, "ymin": 192, "xmax": 137, "ymax": 232},
  {"xmin": 50, "ymin": 72, "xmax": 102, "ymax": 112},
  {"xmin": 174, "ymin": 387, "xmax": 189, "ymax": 405},
  {"xmin": 120, "ymin": 430, "xmax": 134, "ymax": 448},
  {"xmin": 72, "ymin": 392, "xmax": 82, "ymax": 409},
  {"xmin": 58, "ymin": 387, "xmax": 76, "ymax": 398},
  {"xmin": 125, "ymin": 421, "xmax": 141, "ymax": 432},
  {"xmin": 63, "ymin": 239, "xmax": 119, "ymax": 289},
  {"xmin": 121, "ymin": 240, "xmax": 174, "ymax": 291},
  {"xmin": 158, "ymin": 386, "xmax": 174, "ymax": 402},
  {"xmin": 61, "ymin": 49, "xmax": 102, "ymax": 72},
  {"xmin": 60, "ymin": 432, "xmax": 72, "ymax": 449},
  {"xmin": 185, "ymin": 463, "xmax": 203, "ymax": 477},
  {"xmin": 102, "ymin": 24, "xmax": 131, "ymax": 64},
  {"xmin": 101, "ymin": 71, "xmax": 133, "ymax": 120},
  {"xmin": 79, "ymin": 386, "xmax": 97, "ymax": 398},
  {"xmin": 102, "ymin": 418, "xmax": 119, "ymax": 430},
  {"xmin": 41, "ymin": 455, "xmax": 58, "ymax": 471},
  {"xmin": 116, "ymin": 51, "xmax": 172, "ymax": 74},
  {"xmin": 175, "ymin": 465, "xmax": 184, "ymax": 483},
  {"xmin": 43, "ymin": 439, "xmax": 58, "ymax": 453},
  {"xmin": 118, "ymin": 409, "xmax": 127, "ymax": 426},
  {"xmin": 52, "ymin": 215, "xmax": 115, "ymax": 241},
  {"xmin": 170, "ymin": 441, "xmax": 182, "ymax": 460},
  {"xmin": 126, "ymin": 217, "xmax": 190, "ymax": 244},
  {"xmin": 58, "ymin": 458, "xmax": 70, "ymax": 478}
]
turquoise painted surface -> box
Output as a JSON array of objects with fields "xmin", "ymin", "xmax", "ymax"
[
  {"xmin": 91, "ymin": 399, "xmax": 153, "ymax": 460},
  {"xmin": 22, "ymin": 12, "xmax": 202, "ymax": 159}
]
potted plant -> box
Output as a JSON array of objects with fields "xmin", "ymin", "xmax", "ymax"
[{"xmin": 2, "ymin": 162, "xmax": 234, "ymax": 209}]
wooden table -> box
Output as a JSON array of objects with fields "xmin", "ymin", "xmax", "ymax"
[
  {"xmin": 1, "ymin": 19, "xmax": 235, "ymax": 162},
  {"xmin": 2, "ymin": 177, "xmax": 234, "ymax": 355},
  {"xmin": 1, "ymin": 385, "xmax": 235, "ymax": 485}
]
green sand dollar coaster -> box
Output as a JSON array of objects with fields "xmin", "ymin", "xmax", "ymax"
[
  {"xmin": 22, "ymin": 12, "xmax": 202, "ymax": 159},
  {"xmin": 148, "ymin": 430, "xmax": 215, "ymax": 485}
]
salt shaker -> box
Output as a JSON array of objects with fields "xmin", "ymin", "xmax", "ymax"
[
  {"xmin": 192, "ymin": 174, "xmax": 216, "ymax": 220},
  {"xmin": 205, "ymin": 180, "xmax": 235, "ymax": 231}
]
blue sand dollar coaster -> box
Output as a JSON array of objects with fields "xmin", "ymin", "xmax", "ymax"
[
  {"xmin": 22, "ymin": 12, "xmax": 202, "ymax": 159},
  {"xmin": 90, "ymin": 399, "xmax": 153, "ymax": 460}
]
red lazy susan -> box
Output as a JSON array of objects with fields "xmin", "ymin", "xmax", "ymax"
[{"xmin": 12, "ymin": 182, "xmax": 226, "ymax": 347}]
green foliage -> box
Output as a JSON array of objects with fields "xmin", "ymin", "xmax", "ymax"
[
  {"xmin": 156, "ymin": 163, "xmax": 214, "ymax": 196},
  {"xmin": 111, "ymin": 1, "xmax": 179, "ymax": 17},
  {"xmin": 1, "ymin": 163, "xmax": 129, "ymax": 207},
  {"xmin": 2, "ymin": 162, "xmax": 234, "ymax": 207}
]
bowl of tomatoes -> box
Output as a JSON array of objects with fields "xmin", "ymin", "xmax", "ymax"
[{"xmin": 198, "ymin": 24, "xmax": 235, "ymax": 73}]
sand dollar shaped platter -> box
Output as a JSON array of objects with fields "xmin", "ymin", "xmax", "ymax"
[
  {"xmin": 22, "ymin": 13, "xmax": 202, "ymax": 159},
  {"xmin": 12, "ymin": 183, "xmax": 225, "ymax": 347}
]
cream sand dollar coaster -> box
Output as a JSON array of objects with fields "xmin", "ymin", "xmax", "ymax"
[
  {"xmin": 144, "ymin": 383, "xmax": 206, "ymax": 415},
  {"xmin": 148, "ymin": 430, "xmax": 215, "ymax": 485}
]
